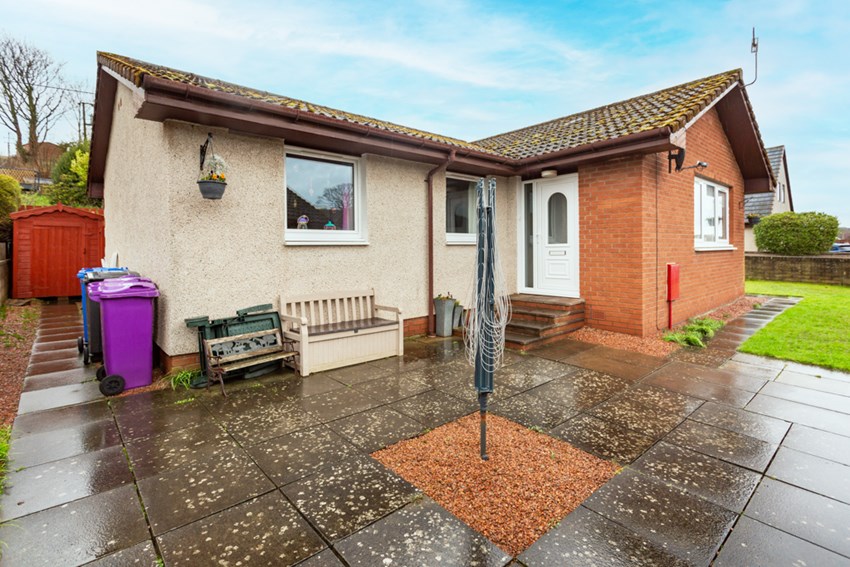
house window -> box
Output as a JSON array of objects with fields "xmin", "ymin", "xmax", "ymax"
[
  {"xmin": 285, "ymin": 148, "xmax": 366, "ymax": 244},
  {"xmin": 446, "ymin": 176, "xmax": 477, "ymax": 244},
  {"xmin": 694, "ymin": 177, "xmax": 730, "ymax": 249}
]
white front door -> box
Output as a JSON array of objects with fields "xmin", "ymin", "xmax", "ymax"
[{"xmin": 520, "ymin": 174, "xmax": 580, "ymax": 297}]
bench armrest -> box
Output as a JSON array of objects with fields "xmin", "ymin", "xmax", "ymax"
[
  {"xmin": 374, "ymin": 304, "xmax": 401, "ymax": 314},
  {"xmin": 281, "ymin": 313, "xmax": 309, "ymax": 326}
]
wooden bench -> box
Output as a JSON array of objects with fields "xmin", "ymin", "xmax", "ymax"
[
  {"xmin": 280, "ymin": 289, "xmax": 403, "ymax": 376},
  {"xmin": 203, "ymin": 328, "xmax": 298, "ymax": 396}
]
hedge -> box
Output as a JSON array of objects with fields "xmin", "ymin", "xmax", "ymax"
[
  {"xmin": 0, "ymin": 175, "xmax": 22, "ymax": 242},
  {"xmin": 754, "ymin": 211, "xmax": 838, "ymax": 255}
]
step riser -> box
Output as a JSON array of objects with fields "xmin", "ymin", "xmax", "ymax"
[
  {"xmin": 511, "ymin": 300, "xmax": 584, "ymax": 313},
  {"xmin": 511, "ymin": 310, "xmax": 584, "ymax": 325},
  {"xmin": 506, "ymin": 322, "xmax": 585, "ymax": 351},
  {"xmin": 507, "ymin": 320, "xmax": 584, "ymax": 339}
]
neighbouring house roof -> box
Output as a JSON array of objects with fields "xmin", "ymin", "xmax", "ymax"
[
  {"xmin": 745, "ymin": 145, "xmax": 793, "ymax": 218},
  {"xmin": 88, "ymin": 52, "xmax": 775, "ymax": 197},
  {"xmin": 474, "ymin": 71, "xmax": 742, "ymax": 159}
]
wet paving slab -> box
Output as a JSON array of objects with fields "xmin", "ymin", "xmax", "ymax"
[
  {"xmin": 688, "ymin": 401, "xmax": 791, "ymax": 444},
  {"xmin": 747, "ymin": 394, "xmax": 850, "ymax": 437},
  {"xmin": 562, "ymin": 346, "xmax": 666, "ymax": 381},
  {"xmin": 115, "ymin": 396, "xmax": 217, "ymax": 441},
  {"xmin": 277, "ymin": 373, "xmax": 349, "ymax": 398},
  {"xmin": 668, "ymin": 347, "xmax": 732, "ymax": 368},
  {"xmin": 320, "ymin": 362, "xmax": 395, "ymax": 386},
  {"xmin": 648, "ymin": 360, "xmax": 768, "ymax": 393},
  {"xmin": 328, "ymin": 406, "xmax": 425, "ymax": 452},
  {"xmin": 760, "ymin": 381, "xmax": 850, "ymax": 414},
  {"xmin": 550, "ymin": 413, "xmax": 656, "ymax": 464},
  {"xmin": 390, "ymin": 389, "xmax": 476, "ymax": 429},
  {"xmin": 246, "ymin": 424, "xmax": 360, "ymax": 487},
  {"xmin": 0, "ymin": 444, "xmax": 132, "ymax": 521},
  {"xmin": 588, "ymin": 395, "xmax": 693, "ymax": 439},
  {"xmin": 490, "ymin": 392, "xmax": 579, "ymax": 431},
  {"xmin": 782, "ymin": 424, "xmax": 850, "ymax": 466},
  {"xmin": 111, "ymin": 387, "xmax": 197, "ymax": 416},
  {"xmin": 665, "ymin": 419, "xmax": 778, "ymax": 472},
  {"xmin": 519, "ymin": 505, "xmax": 690, "ymax": 567},
  {"xmin": 632, "ymin": 441, "xmax": 761, "ymax": 512},
  {"xmin": 218, "ymin": 399, "xmax": 319, "ymax": 446},
  {"xmin": 17, "ymin": 380, "xmax": 103, "ymax": 414},
  {"xmin": 157, "ymin": 491, "xmax": 325, "ymax": 566},
  {"xmin": 282, "ymin": 454, "xmax": 419, "ymax": 541},
  {"xmin": 527, "ymin": 369, "xmax": 631, "ymax": 410},
  {"xmin": 336, "ymin": 497, "xmax": 511, "ymax": 566},
  {"xmin": 719, "ymin": 359, "xmax": 782, "ymax": 380},
  {"xmin": 125, "ymin": 421, "xmax": 239, "ymax": 479},
  {"xmin": 298, "ymin": 387, "xmax": 383, "ymax": 423},
  {"xmin": 0, "ymin": 484, "xmax": 149, "ymax": 567},
  {"xmin": 783, "ymin": 361, "xmax": 850, "ymax": 382},
  {"xmin": 493, "ymin": 356, "xmax": 578, "ymax": 391},
  {"xmin": 22, "ymin": 366, "xmax": 94, "ymax": 392},
  {"xmin": 137, "ymin": 446, "xmax": 275, "ymax": 535},
  {"xmin": 10, "ymin": 399, "xmax": 111, "ymax": 439},
  {"xmin": 530, "ymin": 339, "xmax": 599, "ymax": 361},
  {"xmin": 731, "ymin": 352, "xmax": 787, "ymax": 369},
  {"xmin": 642, "ymin": 371, "xmax": 755, "ymax": 408},
  {"xmin": 744, "ymin": 477, "xmax": 850, "ymax": 558},
  {"xmin": 713, "ymin": 516, "xmax": 850, "ymax": 567},
  {"xmin": 351, "ymin": 373, "xmax": 432, "ymax": 405},
  {"xmin": 8, "ymin": 418, "xmax": 122, "ymax": 469},
  {"xmin": 776, "ymin": 370, "xmax": 850, "ymax": 397},
  {"xmin": 84, "ymin": 539, "xmax": 159, "ymax": 566},
  {"xmin": 582, "ymin": 468, "xmax": 737, "ymax": 566},
  {"xmin": 766, "ymin": 446, "xmax": 850, "ymax": 505},
  {"xmin": 298, "ymin": 549, "xmax": 347, "ymax": 566}
]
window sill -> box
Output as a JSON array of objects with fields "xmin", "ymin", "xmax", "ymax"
[
  {"xmin": 285, "ymin": 231, "xmax": 368, "ymax": 246},
  {"xmin": 446, "ymin": 234, "xmax": 476, "ymax": 246},
  {"xmin": 694, "ymin": 245, "xmax": 737, "ymax": 252}
]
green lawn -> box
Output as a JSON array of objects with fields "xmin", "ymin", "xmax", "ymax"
[{"xmin": 743, "ymin": 280, "xmax": 850, "ymax": 372}]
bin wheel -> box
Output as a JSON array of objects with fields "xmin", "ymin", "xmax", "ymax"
[
  {"xmin": 99, "ymin": 375, "xmax": 125, "ymax": 396},
  {"xmin": 96, "ymin": 366, "xmax": 106, "ymax": 381},
  {"xmin": 83, "ymin": 348, "xmax": 91, "ymax": 366},
  {"xmin": 77, "ymin": 337, "xmax": 84, "ymax": 354}
]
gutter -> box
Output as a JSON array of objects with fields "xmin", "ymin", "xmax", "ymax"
[{"xmin": 425, "ymin": 150, "xmax": 456, "ymax": 336}]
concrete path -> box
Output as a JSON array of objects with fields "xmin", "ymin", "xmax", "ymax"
[{"xmin": 1, "ymin": 299, "xmax": 849, "ymax": 566}]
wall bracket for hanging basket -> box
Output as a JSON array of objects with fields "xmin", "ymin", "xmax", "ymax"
[{"xmin": 198, "ymin": 180, "xmax": 227, "ymax": 199}]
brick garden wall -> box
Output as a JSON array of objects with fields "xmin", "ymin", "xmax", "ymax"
[{"xmin": 746, "ymin": 253, "xmax": 850, "ymax": 286}]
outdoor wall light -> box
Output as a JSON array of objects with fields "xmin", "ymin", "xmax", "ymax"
[{"xmin": 540, "ymin": 169, "xmax": 557, "ymax": 178}]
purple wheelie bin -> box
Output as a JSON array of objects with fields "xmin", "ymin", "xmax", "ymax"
[{"xmin": 88, "ymin": 277, "xmax": 159, "ymax": 396}]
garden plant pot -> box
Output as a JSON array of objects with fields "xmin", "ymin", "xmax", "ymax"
[
  {"xmin": 453, "ymin": 304, "xmax": 463, "ymax": 328},
  {"xmin": 434, "ymin": 298, "xmax": 455, "ymax": 337},
  {"xmin": 198, "ymin": 180, "xmax": 227, "ymax": 199}
]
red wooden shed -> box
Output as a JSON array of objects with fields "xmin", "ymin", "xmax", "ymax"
[{"xmin": 11, "ymin": 204, "xmax": 105, "ymax": 298}]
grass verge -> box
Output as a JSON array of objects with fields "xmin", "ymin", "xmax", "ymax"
[
  {"xmin": 0, "ymin": 425, "xmax": 10, "ymax": 494},
  {"xmin": 742, "ymin": 280, "xmax": 850, "ymax": 372}
]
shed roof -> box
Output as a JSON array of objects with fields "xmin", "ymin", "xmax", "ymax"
[{"xmin": 10, "ymin": 203, "xmax": 104, "ymax": 221}]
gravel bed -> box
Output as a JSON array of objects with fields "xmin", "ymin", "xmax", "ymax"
[
  {"xmin": 0, "ymin": 303, "xmax": 41, "ymax": 426},
  {"xmin": 569, "ymin": 295, "xmax": 765, "ymax": 358},
  {"xmin": 372, "ymin": 413, "xmax": 619, "ymax": 556}
]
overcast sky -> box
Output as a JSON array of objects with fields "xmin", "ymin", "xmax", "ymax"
[{"xmin": 3, "ymin": 0, "xmax": 848, "ymax": 224}]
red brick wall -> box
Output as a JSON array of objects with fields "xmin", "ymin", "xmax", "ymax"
[
  {"xmin": 404, "ymin": 316, "xmax": 429, "ymax": 337},
  {"xmin": 580, "ymin": 107, "xmax": 745, "ymax": 336}
]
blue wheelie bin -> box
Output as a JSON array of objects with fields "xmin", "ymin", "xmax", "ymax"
[{"xmin": 77, "ymin": 267, "xmax": 138, "ymax": 364}]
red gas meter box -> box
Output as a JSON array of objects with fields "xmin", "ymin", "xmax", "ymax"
[{"xmin": 667, "ymin": 263, "xmax": 680, "ymax": 328}]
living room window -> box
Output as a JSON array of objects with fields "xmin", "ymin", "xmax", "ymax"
[
  {"xmin": 446, "ymin": 175, "xmax": 477, "ymax": 244},
  {"xmin": 284, "ymin": 148, "xmax": 366, "ymax": 245},
  {"xmin": 694, "ymin": 177, "xmax": 730, "ymax": 249}
]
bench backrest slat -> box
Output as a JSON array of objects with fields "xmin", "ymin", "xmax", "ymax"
[
  {"xmin": 204, "ymin": 328, "xmax": 283, "ymax": 366},
  {"xmin": 281, "ymin": 289, "xmax": 377, "ymax": 326}
]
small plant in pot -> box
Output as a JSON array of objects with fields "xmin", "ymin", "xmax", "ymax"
[
  {"xmin": 746, "ymin": 213, "xmax": 761, "ymax": 226},
  {"xmin": 198, "ymin": 154, "xmax": 228, "ymax": 199},
  {"xmin": 434, "ymin": 292, "xmax": 456, "ymax": 337}
]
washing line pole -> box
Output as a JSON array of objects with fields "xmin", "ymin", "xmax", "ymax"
[{"xmin": 474, "ymin": 179, "xmax": 495, "ymax": 460}]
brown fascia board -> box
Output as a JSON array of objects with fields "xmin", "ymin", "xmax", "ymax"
[
  {"xmin": 87, "ymin": 67, "xmax": 118, "ymax": 198},
  {"xmin": 715, "ymin": 85, "xmax": 774, "ymax": 194},
  {"xmin": 782, "ymin": 151, "xmax": 794, "ymax": 211}
]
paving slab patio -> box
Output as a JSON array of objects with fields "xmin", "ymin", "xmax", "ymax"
[{"xmin": 5, "ymin": 300, "xmax": 850, "ymax": 565}]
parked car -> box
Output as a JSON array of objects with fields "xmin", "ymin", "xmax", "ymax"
[{"xmin": 829, "ymin": 244, "xmax": 850, "ymax": 253}]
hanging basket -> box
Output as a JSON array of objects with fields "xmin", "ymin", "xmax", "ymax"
[{"xmin": 198, "ymin": 180, "xmax": 227, "ymax": 199}]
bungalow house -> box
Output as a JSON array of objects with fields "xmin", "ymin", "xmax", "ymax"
[
  {"xmin": 87, "ymin": 53, "xmax": 774, "ymax": 371},
  {"xmin": 744, "ymin": 145, "xmax": 793, "ymax": 251}
]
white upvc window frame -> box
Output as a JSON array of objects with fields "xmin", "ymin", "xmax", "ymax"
[
  {"xmin": 694, "ymin": 177, "xmax": 733, "ymax": 250},
  {"xmin": 284, "ymin": 146, "xmax": 367, "ymax": 246},
  {"xmin": 445, "ymin": 173, "xmax": 478, "ymax": 245}
]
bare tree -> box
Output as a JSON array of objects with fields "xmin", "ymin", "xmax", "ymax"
[{"xmin": 0, "ymin": 36, "xmax": 68, "ymax": 171}]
